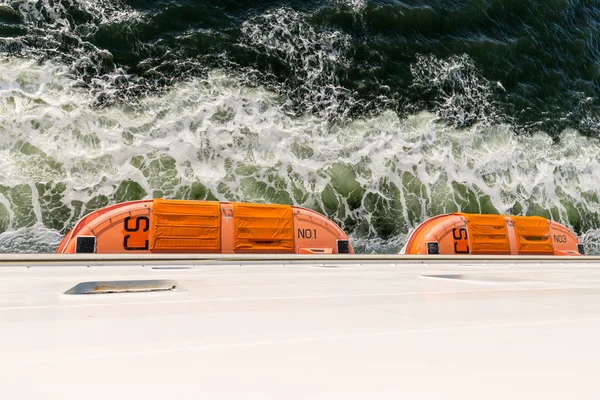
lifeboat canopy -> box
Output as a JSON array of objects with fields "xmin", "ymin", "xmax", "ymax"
[
  {"xmin": 57, "ymin": 199, "xmax": 353, "ymax": 255},
  {"xmin": 400, "ymin": 213, "xmax": 584, "ymax": 256}
]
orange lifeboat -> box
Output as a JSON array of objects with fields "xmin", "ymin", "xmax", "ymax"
[
  {"xmin": 399, "ymin": 213, "xmax": 584, "ymax": 256},
  {"xmin": 57, "ymin": 199, "xmax": 353, "ymax": 254}
]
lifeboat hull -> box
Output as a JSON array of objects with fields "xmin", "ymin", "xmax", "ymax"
[
  {"xmin": 400, "ymin": 213, "xmax": 584, "ymax": 256},
  {"xmin": 57, "ymin": 199, "xmax": 353, "ymax": 254}
]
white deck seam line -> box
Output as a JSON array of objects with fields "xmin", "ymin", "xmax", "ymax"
[
  {"xmin": 1, "ymin": 253, "xmax": 599, "ymax": 265},
  {"xmin": 3, "ymin": 268, "xmax": 600, "ymax": 279},
  {"xmin": 1, "ymin": 285, "xmax": 595, "ymax": 311}
]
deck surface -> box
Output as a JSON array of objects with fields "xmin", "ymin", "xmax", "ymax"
[{"xmin": 1, "ymin": 257, "xmax": 599, "ymax": 399}]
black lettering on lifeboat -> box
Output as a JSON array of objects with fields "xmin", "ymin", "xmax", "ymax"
[
  {"xmin": 553, "ymin": 234, "xmax": 567, "ymax": 243},
  {"xmin": 123, "ymin": 236, "xmax": 149, "ymax": 251},
  {"xmin": 452, "ymin": 227, "xmax": 470, "ymax": 254},
  {"xmin": 124, "ymin": 216, "xmax": 150, "ymax": 232},
  {"xmin": 298, "ymin": 228, "xmax": 317, "ymax": 239},
  {"xmin": 123, "ymin": 216, "xmax": 150, "ymax": 251}
]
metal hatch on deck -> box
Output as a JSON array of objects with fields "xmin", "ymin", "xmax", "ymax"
[{"xmin": 64, "ymin": 280, "xmax": 185, "ymax": 295}]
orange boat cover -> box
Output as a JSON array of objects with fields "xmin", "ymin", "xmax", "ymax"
[
  {"xmin": 150, "ymin": 199, "xmax": 221, "ymax": 252},
  {"xmin": 462, "ymin": 213, "xmax": 511, "ymax": 254},
  {"xmin": 233, "ymin": 203, "xmax": 294, "ymax": 252},
  {"xmin": 512, "ymin": 215, "xmax": 554, "ymax": 254}
]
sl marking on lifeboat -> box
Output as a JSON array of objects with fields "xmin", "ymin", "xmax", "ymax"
[
  {"xmin": 123, "ymin": 216, "xmax": 149, "ymax": 251},
  {"xmin": 298, "ymin": 228, "xmax": 317, "ymax": 239},
  {"xmin": 452, "ymin": 227, "xmax": 470, "ymax": 254}
]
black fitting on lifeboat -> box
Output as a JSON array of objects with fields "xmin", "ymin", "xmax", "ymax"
[
  {"xmin": 337, "ymin": 240, "xmax": 350, "ymax": 254},
  {"xmin": 76, "ymin": 236, "xmax": 96, "ymax": 253},
  {"xmin": 426, "ymin": 242, "xmax": 440, "ymax": 255}
]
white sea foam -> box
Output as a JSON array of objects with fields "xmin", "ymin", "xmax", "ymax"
[
  {"xmin": 332, "ymin": 0, "xmax": 367, "ymax": 11},
  {"xmin": 410, "ymin": 53, "xmax": 501, "ymax": 126},
  {"xmin": 1, "ymin": 57, "xmax": 600, "ymax": 253},
  {"xmin": 241, "ymin": 7, "xmax": 354, "ymax": 118},
  {"xmin": 13, "ymin": 0, "xmax": 141, "ymax": 27},
  {"xmin": 0, "ymin": 224, "xmax": 63, "ymax": 253}
]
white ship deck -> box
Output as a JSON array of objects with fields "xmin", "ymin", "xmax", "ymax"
[{"xmin": 1, "ymin": 255, "xmax": 599, "ymax": 399}]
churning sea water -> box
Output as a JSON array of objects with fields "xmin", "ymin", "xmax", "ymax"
[{"xmin": 0, "ymin": 0, "xmax": 599, "ymax": 253}]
